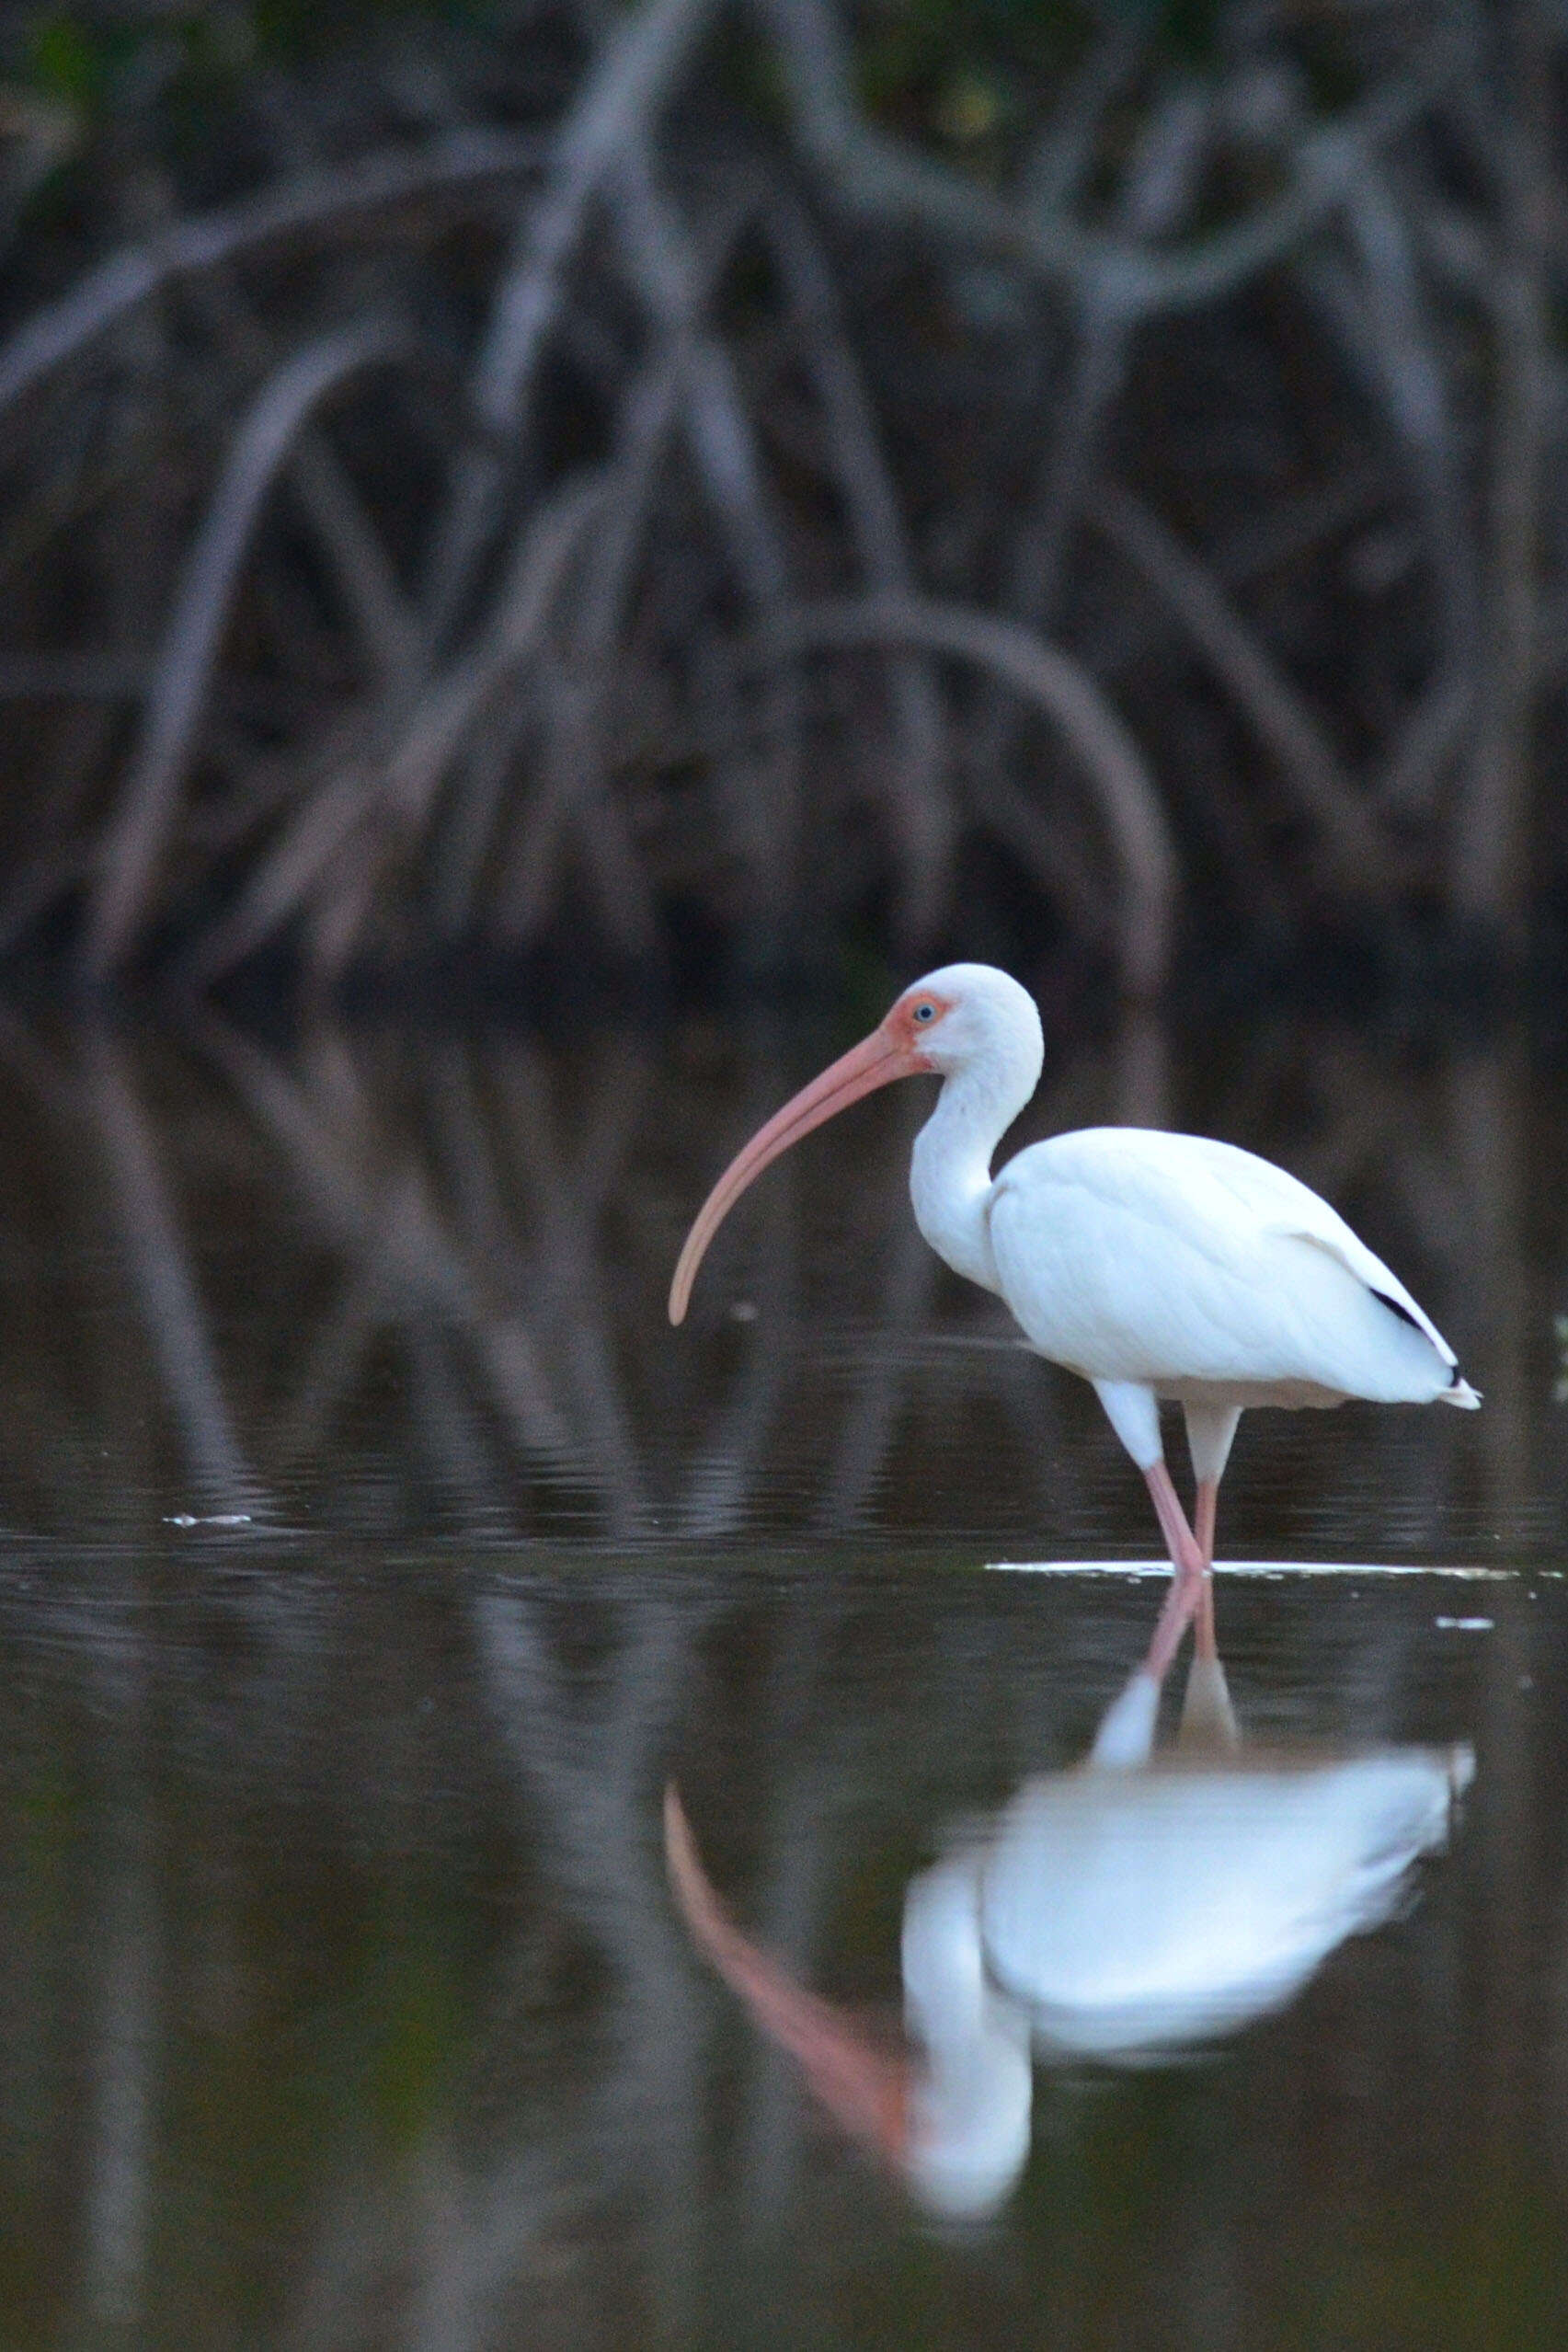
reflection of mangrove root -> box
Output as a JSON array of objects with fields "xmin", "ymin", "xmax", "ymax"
[
  {"xmin": 0, "ymin": 3, "xmax": 1545, "ymax": 984},
  {"xmin": 0, "ymin": 999, "xmax": 1522, "ymax": 1542}
]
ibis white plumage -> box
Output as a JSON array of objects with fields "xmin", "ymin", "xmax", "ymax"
[{"xmin": 670, "ymin": 963, "xmax": 1478, "ymax": 1679}]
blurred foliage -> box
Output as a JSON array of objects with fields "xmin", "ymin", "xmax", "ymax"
[
  {"xmin": 5, "ymin": 0, "xmax": 1223, "ymax": 199},
  {"xmin": 18, "ymin": 1, "xmax": 490, "ymax": 105}
]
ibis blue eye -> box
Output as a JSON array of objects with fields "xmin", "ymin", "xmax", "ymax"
[{"xmin": 913, "ymin": 1003, "xmax": 935, "ymax": 1023}]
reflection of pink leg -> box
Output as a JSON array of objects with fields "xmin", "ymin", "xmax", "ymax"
[
  {"xmin": 1194, "ymin": 1478, "xmax": 1219, "ymax": 1662},
  {"xmin": 1181, "ymin": 1478, "xmax": 1240, "ymax": 1750},
  {"xmin": 1141, "ymin": 1458, "xmax": 1208, "ymax": 1684}
]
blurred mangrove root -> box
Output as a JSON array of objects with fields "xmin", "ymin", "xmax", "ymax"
[{"xmin": 0, "ymin": 1, "xmax": 1555, "ymax": 986}]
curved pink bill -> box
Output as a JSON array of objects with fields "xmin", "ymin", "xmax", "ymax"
[{"xmin": 668, "ymin": 1019, "xmax": 931, "ymax": 1325}]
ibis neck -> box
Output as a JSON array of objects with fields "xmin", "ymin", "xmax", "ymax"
[
  {"xmin": 909, "ymin": 1061, "xmax": 1024, "ymax": 1295},
  {"xmin": 901, "ymin": 1853, "xmax": 1033, "ymax": 2218}
]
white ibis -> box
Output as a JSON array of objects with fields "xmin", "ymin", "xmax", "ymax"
[
  {"xmin": 670, "ymin": 964, "xmax": 1478, "ymax": 1682},
  {"xmin": 666, "ymin": 1664, "xmax": 1473, "ymax": 2218}
]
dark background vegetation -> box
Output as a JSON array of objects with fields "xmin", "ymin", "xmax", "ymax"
[{"xmin": 0, "ymin": 0, "xmax": 1562, "ymax": 1012}]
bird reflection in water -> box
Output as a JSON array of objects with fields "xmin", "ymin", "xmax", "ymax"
[{"xmin": 666, "ymin": 1648, "xmax": 1473, "ymax": 2220}]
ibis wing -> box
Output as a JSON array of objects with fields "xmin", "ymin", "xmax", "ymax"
[
  {"xmin": 988, "ymin": 1130, "xmax": 1459, "ymax": 1395},
  {"xmin": 1270, "ymin": 1227, "xmax": 1455, "ymax": 1366},
  {"xmin": 1154, "ymin": 1133, "xmax": 1458, "ymax": 1368}
]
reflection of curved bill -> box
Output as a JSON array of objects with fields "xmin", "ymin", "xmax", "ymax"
[{"xmin": 666, "ymin": 1654, "xmax": 1473, "ymax": 2221}]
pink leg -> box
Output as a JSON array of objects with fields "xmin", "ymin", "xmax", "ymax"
[
  {"xmin": 1140, "ymin": 1458, "xmax": 1209, "ymax": 1684},
  {"xmin": 1090, "ymin": 1459, "xmax": 1218, "ymax": 1771}
]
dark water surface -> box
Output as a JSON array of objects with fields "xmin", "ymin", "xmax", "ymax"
[{"xmin": 2, "ymin": 1004, "xmax": 1566, "ymax": 2348}]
